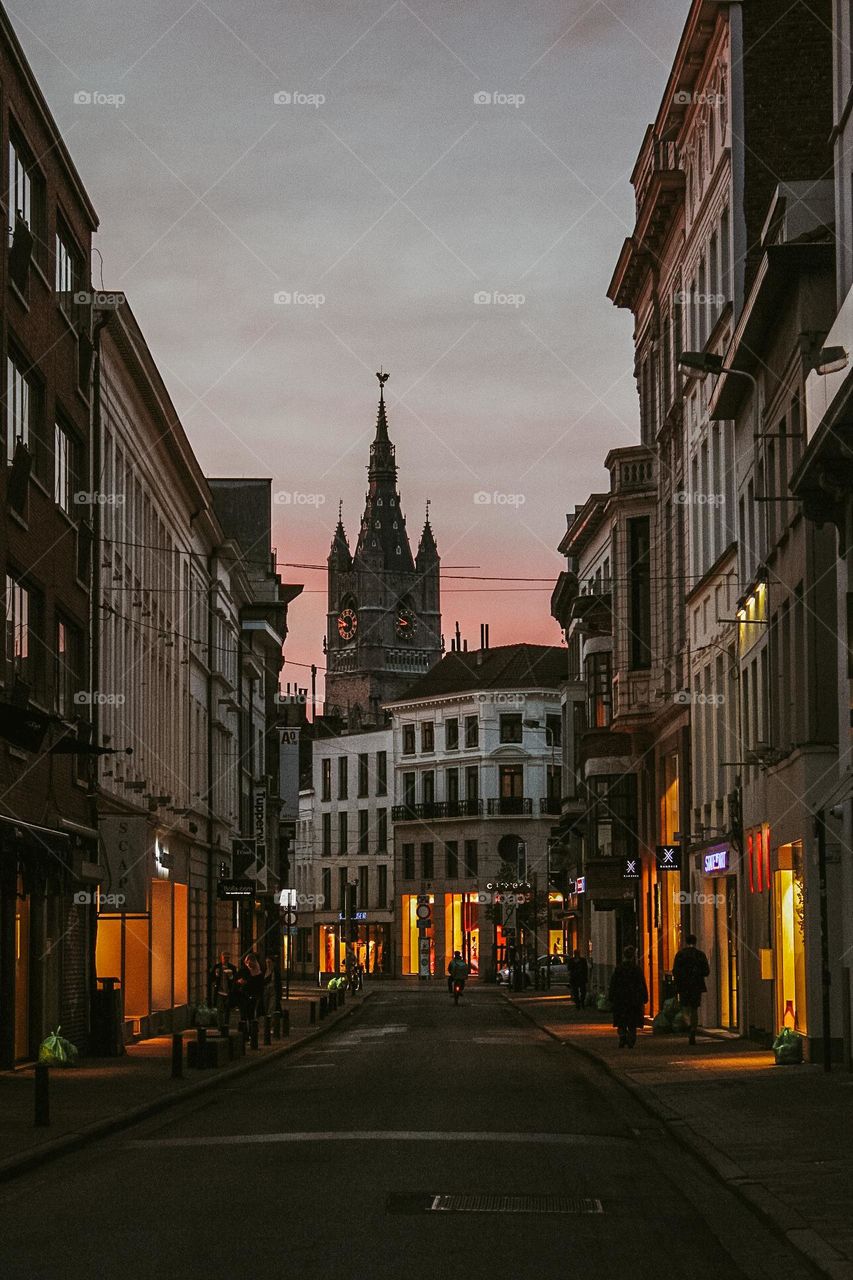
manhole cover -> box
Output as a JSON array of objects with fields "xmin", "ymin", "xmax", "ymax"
[{"xmin": 388, "ymin": 1193, "xmax": 603, "ymax": 1215}]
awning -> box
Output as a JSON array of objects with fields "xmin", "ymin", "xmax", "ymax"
[{"xmin": 0, "ymin": 813, "xmax": 71, "ymax": 869}]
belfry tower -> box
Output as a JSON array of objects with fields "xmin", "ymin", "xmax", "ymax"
[{"xmin": 324, "ymin": 371, "xmax": 442, "ymax": 724}]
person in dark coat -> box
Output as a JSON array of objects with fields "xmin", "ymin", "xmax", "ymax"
[
  {"xmin": 234, "ymin": 952, "xmax": 264, "ymax": 1025},
  {"xmin": 672, "ymin": 933, "xmax": 710, "ymax": 1044},
  {"xmin": 569, "ymin": 950, "xmax": 588, "ymax": 1010},
  {"xmin": 608, "ymin": 945, "xmax": 648, "ymax": 1048}
]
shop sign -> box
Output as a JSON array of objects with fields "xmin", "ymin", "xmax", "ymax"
[
  {"xmin": 575, "ymin": 876, "xmax": 586, "ymax": 894},
  {"xmin": 232, "ymin": 838, "xmax": 256, "ymax": 878},
  {"xmin": 702, "ymin": 844, "xmax": 730, "ymax": 875},
  {"xmin": 253, "ymin": 787, "xmax": 267, "ymax": 844},
  {"xmin": 100, "ymin": 815, "xmax": 149, "ymax": 914},
  {"xmin": 217, "ymin": 879, "xmax": 254, "ymax": 899},
  {"xmin": 338, "ymin": 910, "xmax": 367, "ymax": 921},
  {"xmin": 623, "ymin": 857, "xmax": 640, "ymax": 879},
  {"xmin": 656, "ymin": 844, "xmax": 681, "ymax": 872}
]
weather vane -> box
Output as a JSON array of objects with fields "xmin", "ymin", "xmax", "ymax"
[{"xmin": 376, "ymin": 367, "xmax": 390, "ymax": 388}]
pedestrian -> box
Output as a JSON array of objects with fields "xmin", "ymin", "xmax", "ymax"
[
  {"xmin": 209, "ymin": 951, "xmax": 236, "ymax": 1031},
  {"xmin": 569, "ymin": 949, "xmax": 588, "ymax": 1010},
  {"xmin": 608, "ymin": 945, "xmax": 648, "ymax": 1048},
  {"xmin": 261, "ymin": 956, "xmax": 279, "ymax": 1017},
  {"xmin": 673, "ymin": 933, "xmax": 710, "ymax": 1045},
  {"xmin": 234, "ymin": 951, "xmax": 264, "ymax": 1024}
]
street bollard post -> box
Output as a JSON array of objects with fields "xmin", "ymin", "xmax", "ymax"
[
  {"xmin": 250, "ymin": 1019, "xmax": 259, "ymax": 1050},
  {"xmin": 196, "ymin": 1025, "xmax": 207, "ymax": 1069},
  {"xmin": 281, "ymin": 1008, "xmax": 290, "ymax": 1036},
  {"xmin": 34, "ymin": 1063, "xmax": 50, "ymax": 1127},
  {"xmin": 263, "ymin": 1016, "xmax": 272, "ymax": 1046},
  {"xmin": 272, "ymin": 1011, "xmax": 282, "ymax": 1040},
  {"xmin": 171, "ymin": 1033, "xmax": 183, "ymax": 1079},
  {"xmin": 309, "ymin": 1001, "xmax": 317, "ymax": 1024}
]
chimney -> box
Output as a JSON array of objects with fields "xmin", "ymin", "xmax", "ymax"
[
  {"xmin": 454, "ymin": 621, "xmax": 462, "ymax": 652},
  {"xmin": 485, "ymin": 624, "xmax": 490, "ymax": 650}
]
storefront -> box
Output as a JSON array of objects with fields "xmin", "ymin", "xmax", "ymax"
[
  {"xmin": 401, "ymin": 893, "xmax": 434, "ymax": 975},
  {"xmin": 772, "ymin": 839, "xmax": 807, "ymax": 1035},
  {"xmin": 694, "ymin": 840, "xmax": 740, "ymax": 1031},
  {"xmin": 319, "ymin": 918, "xmax": 392, "ymax": 976},
  {"xmin": 95, "ymin": 827, "xmax": 190, "ymax": 1038},
  {"xmin": 444, "ymin": 892, "xmax": 480, "ymax": 974}
]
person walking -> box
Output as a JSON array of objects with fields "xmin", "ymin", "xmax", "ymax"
[
  {"xmin": 673, "ymin": 933, "xmax": 710, "ymax": 1045},
  {"xmin": 210, "ymin": 951, "xmax": 236, "ymax": 1031},
  {"xmin": 608, "ymin": 945, "xmax": 648, "ymax": 1048},
  {"xmin": 569, "ymin": 950, "xmax": 588, "ymax": 1010},
  {"xmin": 235, "ymin": 952, "xmax": 264, "ymax": 1025}
]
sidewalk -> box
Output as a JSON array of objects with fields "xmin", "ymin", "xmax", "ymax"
[
  {"xmin": 0, "ymin": 984, "xmax": 366, "ymax": 1182},
  {"xmin": 505, "ymin": 989, "xmax": 853, "ymax": 1280}
]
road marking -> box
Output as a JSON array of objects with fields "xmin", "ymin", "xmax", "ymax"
[
  {"xmin": 285, "ymin": 1063, "xmax": 336, "ymax": 1069},
  {"xmin": 128, "ymin": 1130, "xmax": 631, "ymax": 1150}
]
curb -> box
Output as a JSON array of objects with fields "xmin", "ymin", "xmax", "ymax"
[
  {"xmin": 0, "ymin": 992, "xmax": 372, "ymax": 1186},
  {"xmin": 503, "ymin": 992, "xmax": 852, "ymax": 1280}
]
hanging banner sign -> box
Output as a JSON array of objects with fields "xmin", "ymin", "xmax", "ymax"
[
  {"xmin": 100, "ymin": 815, "xmax": 150, "ymax": 913},
  {"xmin": 656, "ymin": 845, "xmax": 682, "ymax": 872}
]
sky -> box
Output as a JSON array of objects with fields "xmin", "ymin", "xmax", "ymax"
[{"xmin": 10, "ymin": 0, "xmax": 689, "ymax": 691}]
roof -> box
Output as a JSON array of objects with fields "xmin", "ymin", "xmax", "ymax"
[{"xmin": 388, "ymin": 644, "xmax": 566, "ymax": 703}]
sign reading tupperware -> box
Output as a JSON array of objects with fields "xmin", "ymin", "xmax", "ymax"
[
  {"xmin": 656, "ymin": 844, "xmax": 682, "ymax": 872},
  {"xmin": 702, "ymin": 844, "xmax": 730, "ymax": 875}
]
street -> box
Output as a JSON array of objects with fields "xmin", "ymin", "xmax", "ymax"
[{"xmin": 0, "ymin": 985, "xmax": 820, "ymax": 1280}]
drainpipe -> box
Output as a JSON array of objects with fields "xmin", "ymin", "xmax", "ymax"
[{"xmin": 206, "ymin": 552, "xmax": 216, "ymax": 992}]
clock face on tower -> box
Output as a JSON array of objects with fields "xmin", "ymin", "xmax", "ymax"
[
  {"xmin": 395, "ymin": 606, "xmax": 416, "ymax": 641},
  {"xmin": 337, "ymin": 607, "xmax": 358, "ymax": 641}
]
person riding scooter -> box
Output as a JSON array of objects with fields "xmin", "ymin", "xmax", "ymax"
[{"xmin": 447, "ymin": 950, "xmax": 470, "ymax": 996}]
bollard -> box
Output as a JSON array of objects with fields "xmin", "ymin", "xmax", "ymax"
[
  {"xmin": 250, "ymin": 1019, "xmax": 259, "ymax": 1050},
  {"xmin": 196, "ymin": 1025, "xmax": 208, "ymax": 1069},
  {"xmin": 34, "ymin": 1063, "xmax": 50, "ymax": 1127},
  {"xmin": 329, "ymin": 991, "xmax": 337, "ymax": 1012},
  {"xmin": 171, "ymin": 1033, "xmax": 183, "ymax": 1079},
  {"xmin": 319, "ymin": 995, "xmax": 328, "ymax": 1020},
  {"xmin": 272, "ymin": 1011, "xmax": 282, "ymax": 1040},
  {"xmin": 263, "ymin": 1015, "xmax": 272, "ymax": 1046},
  {"xmin": 281, "ymin": 1008, "xmax": 290, "ymax": 1037},
  {"xmin": 309, "ymin": 1001, "xmax": 317, "ymax": 1025}
]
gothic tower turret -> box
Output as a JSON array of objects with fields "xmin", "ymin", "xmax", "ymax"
[{"xmin": 325, "ymin": 371, "xmax": 442, "ymax": 724}]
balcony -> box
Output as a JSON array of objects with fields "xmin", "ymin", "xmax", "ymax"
[
  {"xmin": 539, "ymin": 796, "xmax": 562, "ymax": 816},
  {"xmin": 633, "ymin": 137, "xmax": 684, "ymax": 256},
  {"xmin": 486, "ymin": 797, "xmax": 533, "ymax": 817},
  {"xmin": 392, "ymin": 799, "xmax": 483, "ymax": 821}
]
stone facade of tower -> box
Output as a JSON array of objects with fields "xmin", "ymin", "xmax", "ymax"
[{"xmin": 324, "ymin": 376, "xmax": 442, "ymax": 725}]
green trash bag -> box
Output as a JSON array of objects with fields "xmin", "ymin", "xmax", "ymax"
[
  {"xmin": 662, "ymin": 997, "xmax": 680, "ymax": 1020},
  {"xmin": 38, "ymin": 1027, "xmax": 78, "ymax": 1067},
  {"xmin": 595, "ymin": 992, "xmax": 611, "ymax": 1012},
  {"xmin": 652, "ymin": 1010, "xmax": 673, "ymax": 1034},
  {"xmin": 772, "ymin": 1027, "xmax": 803, "ymax": 1065}
]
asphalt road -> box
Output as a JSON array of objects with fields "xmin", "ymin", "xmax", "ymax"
[{"xmin": 0, "ymin": 984, "xmax": 821, "ymax": 1280}]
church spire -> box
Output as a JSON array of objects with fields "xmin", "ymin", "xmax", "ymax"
[
  {"xmin": 355, "ymin": 369, "xmax": 415, "ymax": 572},
  {"xmin": 368, "ymin": 368, "xmax": 396, "ymax": 483},
  {"xmin": 417, "ymin": 497, "xmax": 438, "ymax": 567},
  {"xmin": 328, "ymin": 499, "xmax": 351, "ymax": 569}
]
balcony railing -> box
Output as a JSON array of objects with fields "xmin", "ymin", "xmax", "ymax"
[
  {"xmin": 391, "ymin": 799, "xmax": 484, "ymax": 821},
  {"xmin": 486, "ymin": 797, "xmax": 533, "ymax": 817},
  {"xmin": 539, "ymin": 796, "xmax": 562, "ymax": 815}
]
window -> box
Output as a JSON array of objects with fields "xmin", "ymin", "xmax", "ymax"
[
  {"xmin": 546, "ymin": 714, "xmax": 562, "ymax": 748},
  {"xmin": 322, "ymin": 812, "xmax": 332, "ymax": 857},
  {"xmin": 499, "ymin": 764, "xmax": 524, "ymax": 798},
  {"xmin": 446, "ymin": 840, "xmax": 459, "ymax": 879},
  {"xmin": 403, "ymin": 843, "xmax": 415, "ymax": 879},
  {"xmin": 8, "ymin": 134, "xmax": 46, "ymax": 273},
  {"xmin": 376, "ymin": 751, "xmax": 387, "ymax": 795},
  {"xmin": 358, "ymin": 865, "xmax": 369, "ymax": 910},
  {"xmin": 322, "ymin": 867, "xmax": 331, "ymax": 908},
  {"xmin": 628, "ymin": 516, "xmax": 652, "ymax": 669},
  {"xmin": 55, "ymin": 225, "xmax": 82, "ymax": 317},
  {"xmin": 587, "ymin": 650, "xmax": 612, "ymax": 728},
  {"xmin": 358, "ymin": 753, "xmax": 369, "ymax": 797},
  {"xmin": 422, "ymin": 843, "xmax": 434, "ymax": 879},
  {"xmin": 402, "ymin": 723, "xmax": 416, "ymax": 755},
  {"xmin": 321, "ymin": 758, "xmax": 331, "ymax": 801},
  {"xmin": 339, "ymin": 867, "xmax": 349, "ymax": 912},
  {"xmin": 54, "ymin": 421, "xmax": 78, "ymax": 515},
  {"xmin": 446, "ymin": 767, "xmax": 459, "ymax": 804},
  {"xmin": 465, "ymin": 766, "xmax": 479, "ymax": 801},
  {"xmin": 445, "ymin": 717, "xmax": 459, "ymax": 750},
  {"xmin": 55, "ymin": 617, "xmax": 82, "ymax": 717},
  {"xmin": 464, "ymin": 840, "xmax": 478, "ymax": 876},
  {"xmin": 6, "ymin": 350, "xmax": 43, "ymax": 473},
  {"xmin": 422, "ymin": 771, "xmax": 435, "ymax": 804},
  {"xmin": 377, "ymin": 864, "xmax": 388, "ymax": 909},
  {"xmin": 500, "ymin": 713, "xmax": 523, "ymax": 743},
  {"xmin": 5, "ymin": 575, "xmax": 43, "ymax": 699},
  {"xmin": 421, "ymin": 721, "xmax": 434, "ymax": 752},
  {"xmin": 358, "ymin": 809, "xmax": 369, "ymax": 854},
  {"xmin": 338, "ymin": 811, "xmax": 348, "ymax": 855},
  {"xmin": 464, "ymin": 715, "xmax": 479, "ymax": 748},
  {"xmin": 403, "ymin": 771, "xmax": 416, "ymax": 806},
  {"xmin": 338, "ymin": 755, "xmax": 348, "ymax": 800},
  {"xmin": 376, "ymin": 808, "xmax": 388, "ymax": 851}
]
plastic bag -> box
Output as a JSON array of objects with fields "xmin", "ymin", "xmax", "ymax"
[
  {"xmin": 38, "ymin": 1027, "xmax": 78, "ymax": 1067},
  {"xmin": 672, "ymin": 1010, "xmax": 690, "ymax": 1033},
  {"xmin": 662, "ymin": 997, "xmax": 680, "ymax": 1020},
  {"xmin": 772, "ymin": 1027, "xmax": 803, "ymax": 1065},
  {"xmin": 652, "ymin": 1010, "xmax": 673, "ymax": 1034},
  {"xmin": 595, "ymin": 992, "xmax": 611, "ymax": 1012}
]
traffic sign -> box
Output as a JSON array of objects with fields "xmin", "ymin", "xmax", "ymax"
[{"xmin": 281, "ymin": 908, "xmax": 297, "ymax": 926}]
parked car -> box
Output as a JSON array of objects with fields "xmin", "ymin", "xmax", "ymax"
[{"xmin": 497, "ymin": 954, "xmax": 571, "ymax": 987}]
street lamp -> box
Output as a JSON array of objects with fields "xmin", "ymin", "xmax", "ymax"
[{"xmin": 815, "ymin": 345, "xmax": 849, "ymax": 375}]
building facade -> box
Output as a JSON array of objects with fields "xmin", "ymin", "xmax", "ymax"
[
  {"xmin": 388, "ymin": 644, "xmax": 565, "ymax": 980},
  {"xmin": 0, "ymin": 5, "xmax": 99, "ymax": 1067}
]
